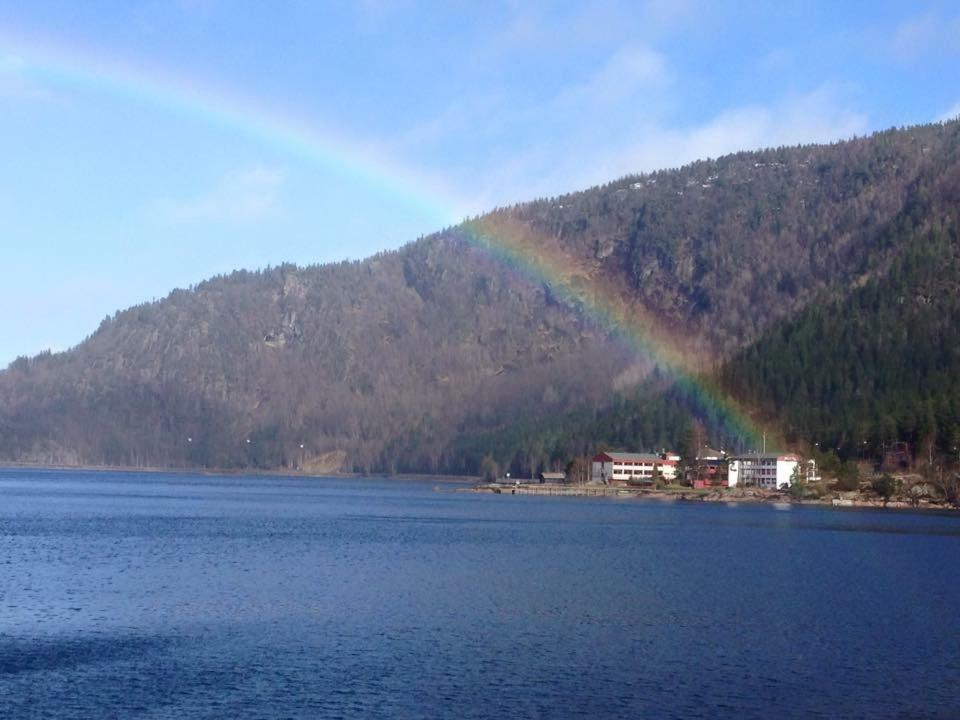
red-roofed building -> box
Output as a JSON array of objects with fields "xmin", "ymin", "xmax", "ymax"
[
  {"xmin": 689, "ymin": 447, "xmax": 727, "ymax": 488},
  {"xmin": 591, "ymin": 451, "xmax": 679, "ymax": 485}
]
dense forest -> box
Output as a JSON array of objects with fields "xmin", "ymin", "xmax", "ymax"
[
  {"xmin": 1, "ymin": 120, "xmax": 959, "ymax": 475},
  {"xmin": 722, "ymin": 227, "xmax": 960, "ymax": 463}
]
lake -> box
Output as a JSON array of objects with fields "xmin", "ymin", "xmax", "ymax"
[{"xmin": 1, "ymin": 468, "xmax": 958, "ymax": 719}]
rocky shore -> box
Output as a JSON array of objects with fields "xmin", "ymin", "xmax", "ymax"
[{"xmin": 469, "ymin": 482, "xmax": 960, "ymax": 511}]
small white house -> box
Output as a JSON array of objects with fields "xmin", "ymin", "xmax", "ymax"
[
  {"xmin": 591, "ymin": 452, "xmax": 679, "ymax": 485},
  {"xmin": 727, "ymin": 454, "xmax": 799, "ymax": 489}
]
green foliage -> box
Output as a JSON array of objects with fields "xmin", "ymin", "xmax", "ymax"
[
  {"xmin": 871, "ymin": 474, "xmax": 900, "ymax": 503},
  {"xmin": 810, "ymin": 449, "xmax": 843, "ymax": 479},
  {"xmin": 479, "ymin": 455, "xmax": 499, "ymax": 482},
  {"xmin": 835, "ymin": 461, "xmax": 861, "ymax": 492}
]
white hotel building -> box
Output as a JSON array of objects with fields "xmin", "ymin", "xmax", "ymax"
[
  {"xmin": 726, "ymin": 454, "xmax": 800, "ymax": 489},
  {"xmin": 591, "ymin": 452, "xmax": 679, "ymax": 485}
]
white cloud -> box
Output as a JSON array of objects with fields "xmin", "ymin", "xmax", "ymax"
[
  {"xmin": 645, "ymin": 86, "xmax": 868, "ymax": 165},
  {"xmin": 487, "ymin": 3, "xmax": 621, "ymax": 58},
  {"xmin": 556, "ymin": 46, "xmax": 670, "ymax": 106},
  {"xmin": 488, "ymin": 0, "xmax": 702, "ymax": 58},
  {"xmin": 385, "ymin": 19, "xmax": 868, "ymax": 216},
  {"xmin": 395, "ymin": 43, "xmax": 672, "ymax": 211},
  {"xmin": 152, "ymin": 167, "xmax": 286, "ymax": 224},
  {"xmin": 658, "ymin": 87, "xmax": 865, "ymax": 167},
  {"xmin": 892, "ymin": 11, "xmax": 960, "ymax": 60},
  {"xmin": 758, "ymin": 47, "xmax": 794, "ymax": 73},
  {"xmin": 638, "ymin": 0, "xmax": 701, "ymax": 30},
  {"xmin": 351, "ymin": 0, "xmax": 414, "ymax": 33},
  {"xmin": 393, "ymin": 89, "xmax": 508, "ymax": 155},
  {"xmin": 458, "ymin": 83, "xmax": 868, "ymax": 211}
]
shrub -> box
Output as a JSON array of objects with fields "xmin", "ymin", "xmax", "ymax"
[
  {"xmin": 835, "ymin": 461, "xmax": 861, "ymax": 491},
  {"xmin": 871, "ymin": 474, "xmax": 900, "ymax": 504}
]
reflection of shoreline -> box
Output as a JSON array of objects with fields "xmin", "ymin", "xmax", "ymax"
[{"xmin": 467, "ymin": 483, "xmax": 960, "ymax": 512}]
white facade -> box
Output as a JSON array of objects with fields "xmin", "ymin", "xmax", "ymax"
[
  {"xmin": 591, "ymin": 452, "xmax": 679, "ymax": 484},
  {"xmin": 726, "ymin": 454, "xmax": 799, "ymax": 489}
]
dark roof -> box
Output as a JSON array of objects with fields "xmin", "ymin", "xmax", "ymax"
[
  {"xmin": 729, "ymin": 453, "xmax": 799, "ymax": 461},
  {"xmin": 595, "ymin": 452, "xmax": 662, "ymax": 462}
]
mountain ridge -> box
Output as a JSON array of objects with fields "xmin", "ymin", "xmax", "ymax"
[{"xmin": 2, "ymin": 119, "xmax": 959, "ymax": 474}]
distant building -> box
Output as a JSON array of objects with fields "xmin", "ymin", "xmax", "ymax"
[
  {"xmin": 539, "ymin": 471, "xmax": 566, "ymax": 484},
  {"xmin": 591, "ymin": 451, "xmax": 679, "ymax": 485},
  {"xmin": 690, "ymin": 447, "xmax": 727, "ymax": 488},
  {"xmin": 880, "ymin": 442, "xmax": 912, "ymax": 472},
  {"xmin": 726, "ymin": 454, "xmax": 799, "ymax": 489}
]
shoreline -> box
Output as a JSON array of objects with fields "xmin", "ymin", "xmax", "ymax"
[
  {"xmin": 468, "ymin": 482, "xmax": 960, "ymax": 512},
  {"xmin": 0, "ymin": 461, "xmax": 473, "ymax": 484},
  {"xmin": 1, "ymin": 463, "xmax": 954, "ymax": 512}
]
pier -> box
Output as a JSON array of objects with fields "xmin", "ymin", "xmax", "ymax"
[{"xmin": 473, "ymin": 483, "xmax": 657, "ymax": 498}]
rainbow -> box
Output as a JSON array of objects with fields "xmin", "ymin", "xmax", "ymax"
[
  {"xmin": 0, "ymin": 33, "xmax": 463, "ymax": 229},
  {"xmin": 2, "ymin": 35, "xmax": 767, "ymax": 451},
  {"xmin": 459, "ymin": 215, "xmax": 766, "ymax": 450}
]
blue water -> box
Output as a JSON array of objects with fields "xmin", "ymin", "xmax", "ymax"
[{"xmin": 1, "ymin": 469, "xmax": 959, "ymax": 719}]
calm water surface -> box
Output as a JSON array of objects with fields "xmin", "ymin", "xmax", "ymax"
[{"xmin": 1, "ymin": 468, "xmax": 959, "ymax": 719}]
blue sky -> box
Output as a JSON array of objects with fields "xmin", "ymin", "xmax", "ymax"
[{"xmin": 0, "ymin": 0, "xmax": 958, "ymax": 366}]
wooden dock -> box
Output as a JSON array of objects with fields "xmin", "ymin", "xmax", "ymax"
[{"xmin": 473, "ymin": 483, "xmax": 648, "ymax": 497}]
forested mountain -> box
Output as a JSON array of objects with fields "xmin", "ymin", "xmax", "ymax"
[
  {"xmin": 720, "ymin": 126, "xmax": 960, "ymax": 462},
  {"xmin": 2, "ymin": 120, "xmax": 959, "ymax": 475},
  {"xmin": 722, "ymin": 226, "xmax": 960, "ymax": 462}
]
